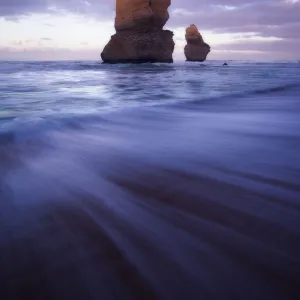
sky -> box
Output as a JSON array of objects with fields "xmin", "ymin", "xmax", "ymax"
[{"xmin": 0, "ymin": 0, "xmax": 299, "ymax": 61}]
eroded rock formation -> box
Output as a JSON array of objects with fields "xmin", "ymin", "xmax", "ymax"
[
  {"xmin": 101, "ymin": 0, "xmax": 175, "ymax": 63},
  {"xmin": 184, "ymin": 24, "xmax": 210, "ymax": 62}
]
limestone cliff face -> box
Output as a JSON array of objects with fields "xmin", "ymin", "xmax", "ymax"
[
  {"xmin": 115, "ymin": 0, "xmax": 152, "ymax": 31},
  {"xmin": 115, "ymin": 0, "xmax": 170, "ymax": 30},
  {"xmin": 101, "ymin": 0, "xmax": 174, "ymax": 63},
  {"xmin": 150, "ymin": 0, "xmax": 171, "ymax": 28},
  {"xmin": 184, "ymin": 24, "xmax": 210, "ymax": 62}
]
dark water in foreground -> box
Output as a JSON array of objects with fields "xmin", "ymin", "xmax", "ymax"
[{"xmin": 0, "ymin": 61, "xmax": 300, "ymax": 300}]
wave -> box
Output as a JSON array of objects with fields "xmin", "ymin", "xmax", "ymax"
[
  {"xmin": 0, "ymin": 61, "xmax": 103, "ymax": 73},
  {"xmin": 1, "ymin": 85, "xmax": 300, "ymax": 300},
  {"xmin": 166, "ymin": 82, "xmax": 300, "ymax": 111},
  {"xmin": 1, "ymin": 60, "xmax": 299, "ymax": 74},
  {"xmin": 0, "ymin": 81, "xmax": 299, "ymax": 140},
  {"xmin": 252, "ymin": 83, "xmax": 299, "ymax": 94},
  {"xmin": 1, "ymin": 66, "xmax": 300, "ymax": 300},
  {"xmin": 0, "ymin": 60, "xmax": 180, "ymax": 73}
]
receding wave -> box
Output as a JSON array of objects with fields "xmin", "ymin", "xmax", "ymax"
[
  {"xmin": 1, "ymin": 60, "xmax": 300, "ymax": 300},
  {"xmin": 252, "ymin": 83, "xmax": 299, "ymax": 94},
  {"xmin": 1, "ymin": 97, "xmax": 300, "ymax": 299}
]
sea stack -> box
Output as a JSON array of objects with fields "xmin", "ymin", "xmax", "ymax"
[
  {"xmin": 101, "ymin": 0, "xmax": 175, "ymax": 63},
  {"xmin": 184, "ymin": 24, "xmax": 210, "ymax": 62}
]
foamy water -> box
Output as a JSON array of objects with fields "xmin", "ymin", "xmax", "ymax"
[{"xmin": 1, "ymin": 60, "xmax": 300, "ymax": 300}]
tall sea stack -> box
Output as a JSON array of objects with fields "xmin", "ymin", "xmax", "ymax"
[
  {"xmin": 184, "ymin": 24, "xmax": 210, "ymax": 62},
  {"xmin": 101, "ymin": 0, "xmax": 175, "ymax": 63}
]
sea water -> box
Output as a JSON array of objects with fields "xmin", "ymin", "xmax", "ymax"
[{"xmin": 0, "ymin": 60, "xmax": 300, "ymax": 300}]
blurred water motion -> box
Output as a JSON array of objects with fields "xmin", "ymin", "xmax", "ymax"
[{"xmin": 0, "ymin": 61, "xmax": 300, "ymax": 300}]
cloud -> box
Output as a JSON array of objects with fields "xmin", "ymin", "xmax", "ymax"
[
  {"xmin": 168, "ymin": 0, "xmax": 300, "ymax": 58},
  {"xmin": 10, "ymin": 40, "xmax": 23, "ymax": 46},
  {"xmin": 215, "ymin": 38, "xmax": 300, "ymax": 53},
  {"xmin": 1, "ymin": 1, "xmax": 299, "ymax": 36},
  {"xmin": 0, "ymin": 46, "xmax": 100, "ymax": 60},
  {"xmin": 0, "ymin": 0, "xmax": 299, "ymax": 59},
  {"xmin": 169, "ymin": 1, "xmax": 300, "ymax": 31},
  {"xmin": 0, "ymin": 0, "xmax": 115, "ymax": 18},
  {"xmin": 44, "ymin": 22, "xmax": 55, "ymax": 26}
]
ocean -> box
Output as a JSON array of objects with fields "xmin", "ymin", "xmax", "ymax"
[{"xmin": 0, "ymin": 60, "xmax": 300, "ymax": 300}]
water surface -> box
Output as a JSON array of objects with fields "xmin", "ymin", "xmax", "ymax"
[{"xmin": 1, "ymin": 60, "xmax": 300, "ymax": 300}]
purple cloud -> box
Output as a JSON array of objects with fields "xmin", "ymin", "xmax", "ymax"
[
  {"xmin": 0, "ymin": 0, "xmax": 114, "ymax": 17},
  {"xmin": 0, "ymin": 0, "xmax": 299, "ymax": 59}
]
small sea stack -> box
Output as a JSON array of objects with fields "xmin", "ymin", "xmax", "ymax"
[
  {"xmin": 101, "ymin": 0, "xmax": 175, "ymax": 64},
  {"xmin": 184, "ymin": 24, "xmax": 210, "ymax": 62}
]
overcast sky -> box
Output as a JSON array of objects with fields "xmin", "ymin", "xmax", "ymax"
[{"xmin": 0, "ymin": 0, "xmax": 299, "ymax": 60}]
